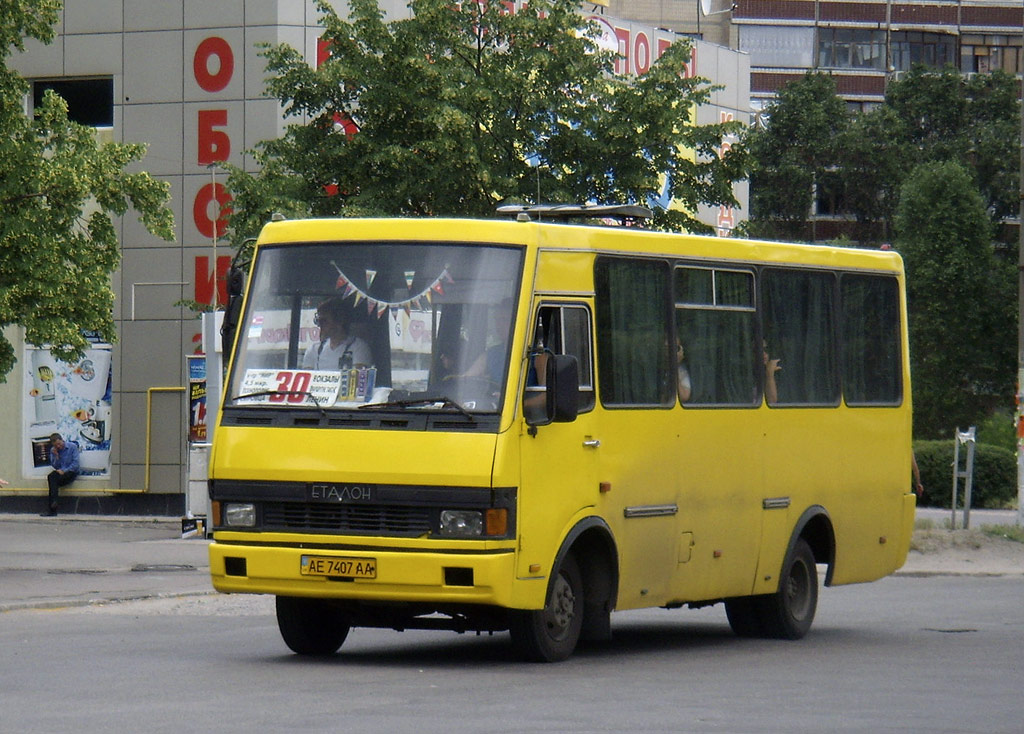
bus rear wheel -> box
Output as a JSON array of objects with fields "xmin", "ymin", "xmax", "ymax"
[
  {"xmin": 759, "ymin": 538, "xmax": 818, "ymax": 639},
  {"xmin": 275, "ymin": 596, "xmax": 350, "ymax": 655},
  {"xmin": 509, "ymin": 553, "xmax": 584, "ymax": 662},
  {"xmin": 725, "ymin": 538, "xmax": 818, "ymax": 640},
  {"xmin": 724, "ymin": 595, "xmax": 764, "ymax": 637}
]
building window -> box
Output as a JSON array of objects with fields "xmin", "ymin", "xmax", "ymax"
[
  {"xmin": 814, "ymin": 170, "xmax": 847, "ymax": 217},
  {"xmin": 32, "ymin": 78, "xmax": 114, "ymax": 127},
  {"xmin": 818, "ymin": 28, "xmax": 885, "ymax": 70},
  {"xmin": 741, "ymin": 26, "xmax": 815, "ymax": 68},
  {"xmin": 960, "ymin": 34, "xmax": 1022, "ymax": 75},
  {"xmin": 890, "ymin": 32, "xmax": 956, "ymax": 72}
]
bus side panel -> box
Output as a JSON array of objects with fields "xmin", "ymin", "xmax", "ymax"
[
  {"xmin": 593, "ymin": 409, "xmax": 682, "ymax": 610},
  {"xmin": 830, "ymin": 406, "xmax": 914, "ymax": 585},
  {"xmin": 668, "ymin": 408, "xmax": 764, "ymax": 603},
  {"xmin": 754, "ymin": 408, "xmax": 845, "ymax": 593},
  {"xmin": 753, "ymin": 404, "xmax": 913, "ymax": 593}
]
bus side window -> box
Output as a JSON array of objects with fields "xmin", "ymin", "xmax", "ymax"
[{"xmin": 529, "ymin": 304, "xmax": 595, "ymax": 413}]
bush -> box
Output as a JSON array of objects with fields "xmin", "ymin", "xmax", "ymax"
[
  {"xmin": 914, "ymin": 439, "xmax": 1017, "ymax": 509},
  {"xmin": 976, "ymin": 410, "xmax": 1016, "ymax": 454}
]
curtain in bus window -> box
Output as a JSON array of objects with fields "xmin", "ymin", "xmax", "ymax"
[
  {"xmin": 675, "ymin": 268, "xmax": 757, "ymax": 405},
  {"xmin": 595, "ymin": 258, "xmax": 673, "ymax": 406},
  {"xmin": 678, "ymin": 310, "xmax": 757, "ymax": 405},
  {"xmin": 841, "ymin": 275, "xmax": 902, "ymax": 404},
  {"xmin": 762, "ymin": 269, "xmax": 839, "ymax": 405}
]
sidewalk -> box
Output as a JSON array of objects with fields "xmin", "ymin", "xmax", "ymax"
[
  {"xmin": 0, "ymin": 514, "xmax": 212, "ymax": 612},
  {"xmin": 1, "ymin": 511, "xmax": 1020, "ymax": 613}
]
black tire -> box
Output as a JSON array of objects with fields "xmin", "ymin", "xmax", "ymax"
[
  {"xmin": 758, "ymin": 538, "xmax": 818, "ymax": 640},
  {"xmin": 509, "ymin": 553, "xmax": 585, "ymax": 662},
  {"xmin": 275, "ymin": 596, "xmax": 350, "ymax": 656},
  {"xmin": 724, "ymin": 595, "xmax": 765, "ymax": 638}
]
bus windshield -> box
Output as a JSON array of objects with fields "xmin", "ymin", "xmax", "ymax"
[{"xmin": 226, "ymin": 241, "xmax": 524, "ymax": 414}]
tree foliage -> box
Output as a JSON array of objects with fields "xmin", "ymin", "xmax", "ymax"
[
  {"xmin": 895, "ymin": 161, "xmax": 1014, "ymax": 438},
  {"xmin": 883, "ymin": 66, "xmax": 1021, "ymax": 226},
  {"xmin": 744, "ymin": 66, "xmax": 1021, "ymax": 243},
  {"xmin": 0, "ymin": 0, "xmax": 174, "ymax": 379},
  {"xmin": 743, "ymin": 73, "xmax": 848, "ymax": 239},
  {"xmin": 224, "ymin": 0, "xmax": 746, "ymax": 246}
]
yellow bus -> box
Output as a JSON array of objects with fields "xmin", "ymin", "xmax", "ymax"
[{"xmin": 208, "ymin": 206, "xmax": 915, "ymax": 661}]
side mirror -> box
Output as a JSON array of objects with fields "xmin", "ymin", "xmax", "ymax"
[
  {"xmin": 524, "ymin": 353, "xmax": 579, "ymax": 426},
  {"xmin": 220, "ymin": 266, "xmax": 245, "ymax": 357}
]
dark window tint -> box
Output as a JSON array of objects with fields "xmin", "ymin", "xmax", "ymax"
[
  {"xmin": 762, "ymin": 269, "xmax": 839, "ymax": 405},
  {"xmin": 675, "ymin": 267, "xmax": 757, "ymax": 406},
  {"xmin": 841, "ymin": 275, "xmax": 902, "ymax": 405},
  {"xmin": 595, "ymin": 258, "xmax": 673, "ymax": 406},
  {"xmin": 33, "ymin": 78, "xmax": 113, "ymax": 127}
]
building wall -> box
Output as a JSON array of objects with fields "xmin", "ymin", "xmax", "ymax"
[
  {"xmin": 2, "ymin": 0, "xmax": 328, "ymax": 512},
  {"xmin": 602, "ymin": 0, "xmax": 733, "ymax": 47},
  {"xmin": 732, "ymin": 0, "xmax": 1024, "ymax": 107},
  {"xmin": 0, "ymin": 0, "xmax": 749, "ymax": 513}
]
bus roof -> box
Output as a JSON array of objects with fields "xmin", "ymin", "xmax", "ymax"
[{"xmin": 255, "ymin": 217, "xmax": 904, "ymax": 274}]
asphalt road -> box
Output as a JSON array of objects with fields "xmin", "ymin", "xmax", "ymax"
[
  {"xmin": 2, "ymin": 512, "xmax": 1022, "ymax": 732},
  {"xmin": 1, "ymin": 574, "xmax": 1022, "ymax": 733}
]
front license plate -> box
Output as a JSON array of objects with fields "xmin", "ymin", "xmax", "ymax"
[{"xmin": 300, "ymin": 555, "xmax": 377, "ymax": 579}]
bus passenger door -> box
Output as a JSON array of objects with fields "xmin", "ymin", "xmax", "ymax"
[{"xmin": 516, "ymin": 303, "xmax": 601, "ymax": 582}]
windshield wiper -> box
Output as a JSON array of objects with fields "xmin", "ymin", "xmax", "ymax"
[
  {"xmin": 359, "ymin": 396, "xmax": 475, "ymax": 421},
  {"xmin": 231, "ymin": 390, "xmax": 327, "ymax": 417}
]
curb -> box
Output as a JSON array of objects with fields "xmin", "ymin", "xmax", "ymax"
[{"xmin": 0, "ymin": 589, "xmax": 218, "ymax": 614}]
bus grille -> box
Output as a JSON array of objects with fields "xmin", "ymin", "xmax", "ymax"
[{"xmin": 262, "ymin": 502, "xmax": 431, "ymax": 535}]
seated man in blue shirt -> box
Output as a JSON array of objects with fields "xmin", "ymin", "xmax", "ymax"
[{"xmin": 43, "ymin": 432, "xmax": 79, "ymax": 516}]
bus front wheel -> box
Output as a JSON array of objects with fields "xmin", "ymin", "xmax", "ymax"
[
  {"xmin": 276, "ymin": 596, "xmax": 350, "ymax": 655},
  {"xmin": 509, "ymin": 553, "xmax": 584, "ymax": 662}
]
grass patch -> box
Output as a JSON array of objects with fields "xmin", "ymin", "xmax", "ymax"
[{"xmin": 981, "ymin": 524, "xmax": 1024, "ymax": 544}]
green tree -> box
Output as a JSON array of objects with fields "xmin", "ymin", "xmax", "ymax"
[
  {"xmin": 895, "ymin": 161, "xmax": 1013, "ymax": 438},
  {"xmin": 870, "ymin": 66, "xmax": 1020, "ymax": 237},
  {"xmin": 741, "ymin": 73, "xmax": 849, "ymax": 240},
  {"xmin": 744, "ymin": 66, "xmax": 1020, "ymax": 245},
  {"xmin": 834, "ymin": 106, "xmax": 909, "ymax": 242},
  {"xmin": 0, "ymin": 0, "xmax": 174, "ymax": 378},
  {"xmin": 224, "ymin": 0, "xmax": 745, "ymax": 245}
]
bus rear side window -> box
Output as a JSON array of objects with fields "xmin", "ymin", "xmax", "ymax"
[
  {"xmin": 841, "ymin": 274, "xmax": 902, "ymax": 405},
  {"xmin": 762, "ymin": 269, "xmax": 839, "ymax": 406}
]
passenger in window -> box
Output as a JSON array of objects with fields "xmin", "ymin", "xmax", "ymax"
[
  {"xmin": 676, "ymin": 338, "xmax": 692, "ymax": 403},
  {"xmin": 303, "ymin": 297, "xmax": 373, "ymax": 370},
  {"xmin": 763, "ymin": 341, "xmax": 781, "ymax": 404},
  {"xmin": 465, "ymin": 301, "xmax": 513, "ymax": 385}
]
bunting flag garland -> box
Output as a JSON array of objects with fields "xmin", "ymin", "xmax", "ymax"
[{"xmin": 331, "ymin": 260, "xmax": 452, "ymax": 318}]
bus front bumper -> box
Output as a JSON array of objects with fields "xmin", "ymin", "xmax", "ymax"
[{"xmin": 208, "ymin": 538, "xmax": 541, "ymax": 609}]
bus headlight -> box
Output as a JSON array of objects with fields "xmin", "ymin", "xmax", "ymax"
[
  {"xmin": 440, "ymin": 510, "xmax": 483, "ymax": 537},
  {"xmin": 223, "ymin": 502, "xmax": 256, "ymax": 527}
]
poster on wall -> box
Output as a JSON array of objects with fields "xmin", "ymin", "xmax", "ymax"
[
  {"xmin": 187, "ymin": 354, "xmax": 207, "ymax": 442},
  {"xmin": 22, "ymin": 344, "xmax": 114, "ymax": 477}
]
